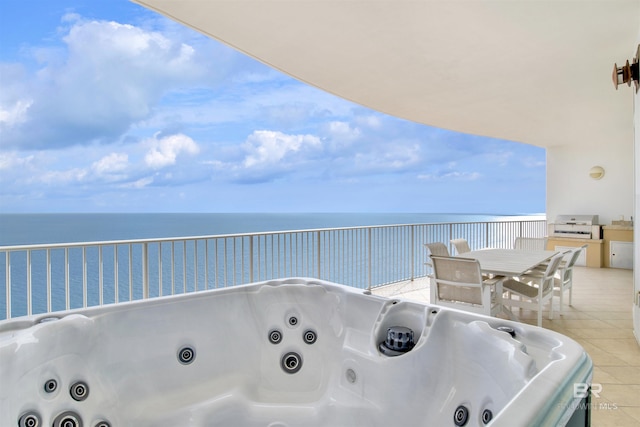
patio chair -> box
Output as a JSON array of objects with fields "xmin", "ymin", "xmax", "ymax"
[
  {"xmin": 430, "ymin": 255, "xmax": 504, "ymax": 317},
  {"xmin": 450, "ymin": 238, "xmax": 471, "ymax": 255},
  {"xmin": 514, "ymin": 237, "xmax": 548, "ymax": 251},
  {"xmin": 523, "ymin": 244, "xmax": 585, "ymax": 314},
  {"xmin": 501, "ymin": 252, "xmax": 565, "ymax": 327},
  {"xmin": 425, "ymin": 242, "xmax": 450, "ymax": 266},
  {"xmin": 425, "ymin": 243, "xmax": 450, "ymax": 302},
  {"xmin": 552, "ymin": 245, "xmax": 586, "ymax": 314}
]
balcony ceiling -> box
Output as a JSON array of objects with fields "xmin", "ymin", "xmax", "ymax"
[{"xmin": 134, "ymin": 0, "xmax": 639, "ymax": 149}]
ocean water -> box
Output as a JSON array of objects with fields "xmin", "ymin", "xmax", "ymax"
[{"xmin": 0, "ymin": 213, "xmax": 545, "ymax": 246}]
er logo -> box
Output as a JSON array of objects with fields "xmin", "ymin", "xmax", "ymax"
[{"xmin": 574, "ymin": 383, "xmax": 602, "ymax": 398}]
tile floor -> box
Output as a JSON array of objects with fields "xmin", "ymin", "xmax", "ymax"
[{"xmin": 372, "ymin": 267, "xmax": 640, "ymax": 426}]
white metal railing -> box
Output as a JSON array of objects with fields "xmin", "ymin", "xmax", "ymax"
[{"xmin": 0, "ymin": 219, "xmax": 546, "ymax": 320}]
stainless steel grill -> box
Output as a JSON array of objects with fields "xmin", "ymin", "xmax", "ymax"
[{"xmin": 549, "ymin": 215, "xmax": 600, "ymax": 239}]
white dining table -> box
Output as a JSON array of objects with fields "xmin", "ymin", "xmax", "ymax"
[
  {"xmin": 454, "ymin": 248, "xmax": 559, "ymax": 320},
  {"xmin": 455, "ymin": 248, "xmax": 558, "ymax": 277}
]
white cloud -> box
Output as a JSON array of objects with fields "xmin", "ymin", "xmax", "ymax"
[
  {"xmin": 38, "ymin": 168, "xmax": 88, "ymax": 184},
  {"xmin": 242, "ymin": 130, "xmax": 321, "ymax": 168},
  {"xmin": 0, "ymin": 152, "xmax": 35, "ymax": 171},
  {"xmin": 2, "ymin": 17, "xmax": 208, "ymax": 149},
  {"xmin": 418, "ymin": 171, "xmax": 481, "ymax": 181},
  {"xmin": 121, "ymin": 176, "xmax": 154, "ymax": 189},
  {"xmin": 326, "ymin": 121, "xmax": 361, "ymax": 142},
  {"xmin": 144, "ymin": 133, "xmax": 200, "ymax": 169},
  {"xmin": 522, "ymin": 156, "xmax": 545, "ymax": 168},
  {"xmin": 348, "ymin": 142, "xmax": 421, "ymax": 175},
  {"xmin": 355, "ymin": 115, "xmax": 382, "ymax": 129},
  {"xmin": 0, "ymin": 99, "xmax": 32, "ymax": 128},
  {"xmin": 92, "ymin": 152, "xmax": 129, "ymax": 175},
  {"xmin": 485, "ymin": 150, "xmax": 513, "ymax": 167}
]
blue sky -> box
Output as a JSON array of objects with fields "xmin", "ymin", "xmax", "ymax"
[{"xmin": 0, "ymin": 0, "xmax": 546, "ymax": 214}]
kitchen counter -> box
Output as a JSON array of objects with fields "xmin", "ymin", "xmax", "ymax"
[
  {"xmin": 603, "ymin": 225, "xmax": 634, "ymax": 231},
  {"xmin": 603, "ymin": 226, "xmax": 633, "ymax": 269},
  {"xmin": 546, "ymin": 237, "xmax": 603, "ymax": 268}
]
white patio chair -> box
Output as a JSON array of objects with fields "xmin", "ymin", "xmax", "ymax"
[
  {"xmin": 425, "ymin": 242, "xmax": 450, "ymax": 272},
  {"xmin": 523, "ymin": 244, "xmax": 585, "ymax": 314},
  {"xmin": 501, "ymin": 252, "xmax": 565, "ymax": 327},
  {"xmin": 514, "ymin": 237, "xmax": 548, "ymax": 251},
  {"xmin": 425, "ymin": 242, "xmax": 450, "ymax": 258},
  {"xmin": 552, "ymin": 245, "xmax": 586, "ymax": 314},
  {"xmin": 425, "ymin": 243, "xmax": 450, "ymax": 303},
  {"xmin": 450, "ymin": 238, "xmax": 471, "ymax": 255},
  {"xmin": 430, "ymin": 255, "xmax": 504, "ymax": 317}
]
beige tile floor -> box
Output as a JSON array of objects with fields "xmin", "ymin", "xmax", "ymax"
[{"xmin": 373, "ymin": 267, "xmax": 640, "ymax": 426}]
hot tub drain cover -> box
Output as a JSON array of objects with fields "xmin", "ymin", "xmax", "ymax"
[{"xmin": 379, "ymin": 326, "xmax": 415, "ymax": 356}]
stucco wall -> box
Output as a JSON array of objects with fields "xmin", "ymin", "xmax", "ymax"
[{"xmin": 547, "ymin": 142, "xmax": 633, "ymax": 226}]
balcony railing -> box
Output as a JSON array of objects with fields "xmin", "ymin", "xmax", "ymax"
[{"xmin": 0, "ymin": 219, "xmax": 546, "ymax": 320}]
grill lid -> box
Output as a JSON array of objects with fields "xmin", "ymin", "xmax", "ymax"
[{"xmin": 554, "ymin": 215, "xmax": 599, "ymax": 226}]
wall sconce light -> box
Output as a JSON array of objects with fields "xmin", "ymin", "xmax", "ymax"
[
  {"xmin": 589, "ymin": 166, "xmax": 605, "ymax": 180},
  {"xmin": 612, "ymin": 44, "xmax": 639, "ymax": 92}
]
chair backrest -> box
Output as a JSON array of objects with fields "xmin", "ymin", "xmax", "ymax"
[
  {"xmin": 560, "ymin": 244, "xmax": 587, "ymax": 282},
  {"xmin": 430, "ymin": 255, "xmax": 484, "ymax": 306},
  {"xmin": 514, "ymin": 237, "xmax": 548, "ymax": 251},
  {"xmin": 450, "ymin": 238, "xmax": 471, "ymax": 255},
  {"xmin": 541, "ymin": 253, "xmax": 565, "ymax": 293},
  {"xmin": 565, "ymin": 245, "xmax": 584, "ymax": 268},
  {"xmin": 425, "ymin": 242, "xmax": 450, "ymax": 257}
]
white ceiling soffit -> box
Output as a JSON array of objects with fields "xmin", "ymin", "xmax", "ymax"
[{"xmin": 133, "ymin": 0, "xmax": 640, "ymax": 149}]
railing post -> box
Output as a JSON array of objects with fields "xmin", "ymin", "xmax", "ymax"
[
  {"xmin": 99, "ymin": 246, "xmax": 103, "ymax": 306},
  {"xmin": 316, "ymin": 231, "xmax": 321, "ymax": 279},
  {"xmin": 130, "ymin": 245, "xmax": 134, "ymax": 301},
  {"xmin": 410, "ymin": 225, "xmax": 415, "ymax": 281},
  {"xmin": 48, "ymin": 249, "xmax": 53, "ymax": 313},
  {"xmin": 204, "ymin": 240, "xmax": 209, "ymax": 290},
  {"xmin": 26, "ymin": 250, "xmax": 32, "ymax": 316},
  {"xmin": 368, "ymin": 227, "xmax": 372, "ymax": 292},
  {"xmin": 194, "ymin": 241, "xmax": 198, "ymax": 291},
  {"xmin": 183, "ymin": 241, "xmax": 187, "ymax": 293},
  {"xmin": 65, "ymin": 248, "xmax": 70, "ymax": 310},
  {"xmin": 5, "ymin": 251, "xmax": 10, "ymax": 319},
  {"xmin": 171, "ymin": 241, "xmax": 175, "ymax": 294},
  {"xmin": 158, "ymin": 243, "xmax": 163, "ymax": 296},
  {"xmin": 249, "ymin": 236, "xmax": 254, "ymax": 283},
  {"xmin": 82, "ymin": 247, "xmax": 87, "ymax": 309},
  {"xmin": 115, "ymin": 245, "xmax": 119, "ymax": 304},
  {"xmin": 142, "ymin": 242, "xmax": 149, "ymax": 299},
  {"xmin": 485, "ymin": 222, "xmax": 489, "ymax": 248}
]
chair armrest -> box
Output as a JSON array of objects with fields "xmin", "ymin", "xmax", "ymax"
[
  {"xmin": 483, "ymin": 275, "xmax": 506, "ymax": 286},
  {"xmin": 520, "ymin": 270, "xmax": 545, "ymax": 278},
  {"xmin": 515, "ymin": 272, "xmax": 550, "ymax": 286}
]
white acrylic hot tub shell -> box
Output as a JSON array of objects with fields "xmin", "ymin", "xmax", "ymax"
[{"xmin": 0, "ymin": 278, "xmax": 592, "ymax": 427}]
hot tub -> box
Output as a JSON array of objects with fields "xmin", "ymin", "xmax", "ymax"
[{"xmin": 0, "ymin": 278, "xmax": 592, "ymax": 426}]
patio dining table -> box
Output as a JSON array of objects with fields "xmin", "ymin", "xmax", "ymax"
[
  {"xmin": 456, "ymin": 248, "xmax": 559, "ymax": 277},
  {"xmin": 454, "ymin": 248, "xmax": 559, "ymax": 320}
]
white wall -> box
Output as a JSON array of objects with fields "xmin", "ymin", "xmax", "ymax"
[
  {"xmin": 547, "ymin": 142, "xmax": 634, "ymax": 225},
  {"xmin": 634, "ymin": 34, "xmax": 640, "ymax": 346},
  {"xmin": 545, "ymin": 65, "xmax": 637, "ymax": 343}
]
